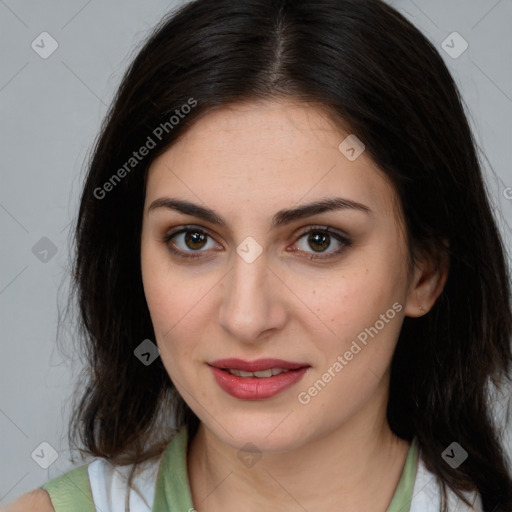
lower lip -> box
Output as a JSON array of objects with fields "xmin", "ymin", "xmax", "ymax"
[{"xmin": 209, "ymin": 366, "xmax": 309, "ymax": 400}]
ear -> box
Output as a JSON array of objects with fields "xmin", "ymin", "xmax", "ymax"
[{"xmin": 404, "ymin": 244, "xmax": 449, "ymax": 318}]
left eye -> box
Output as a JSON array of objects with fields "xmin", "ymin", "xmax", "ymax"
[
  {"xmin": 163, "ymin": 226, "xmax": 351, "ymax": 260},
  {"xmin": 291, "ymin": 227, "xmax": 351, "ymax": 259}
]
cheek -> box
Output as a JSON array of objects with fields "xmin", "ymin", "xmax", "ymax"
[
  {"xmin": 141, "ymin": 238, "xmax": 199, "ymax": 334},
  {"xmin": 141, "ymin": 257, "xmax": 215, "ymax": 378},
  {"xmin": 302, "ymin": 250, "xmax": 406, "ymax": 371},
  {"xmin": 141, "ymin": 240, "xmax": 185, "ymax": 355},
  {"xmin": 309, "ymin": 260, "xmax": 405, "ymax": 331}
]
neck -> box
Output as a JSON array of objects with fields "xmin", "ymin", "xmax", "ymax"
[{"xmin": 187, "ymin": 388, "xmax": 410, "ymax": 512}]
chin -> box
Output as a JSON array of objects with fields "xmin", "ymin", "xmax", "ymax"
[{"xmin": 204, "ymin": 414, "xmax": 314, "ymax": 454}]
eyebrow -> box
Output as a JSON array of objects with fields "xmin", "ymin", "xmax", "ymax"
[{"xmin": 147, "ymin": 196, "xmax": 373, "ymax": 228}]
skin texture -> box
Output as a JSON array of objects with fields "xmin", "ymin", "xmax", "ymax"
[
  {"xmin": 2, "ymin": 489, "xmax": 54, "ymax": 512},
  {"xmin": 140, "ymin": 99, "xmax": 447, "ymax": 512}
]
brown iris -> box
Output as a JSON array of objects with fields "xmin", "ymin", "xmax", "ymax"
[
  {"xmin": 308, "ymin": 232, "xmax": 330, "ymax": 252},
  {"xmin": 185, "ymin": 231, "xmax": 208, "ymax": 250}
]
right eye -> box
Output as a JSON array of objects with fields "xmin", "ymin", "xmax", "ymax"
[{"xmin": 163, "ymin": 226, "xmax": 222, "ymax": 259}]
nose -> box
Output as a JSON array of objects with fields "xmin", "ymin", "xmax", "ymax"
[{"xmin": 218, "ymin": 251, "xmax": 288, "ymax": 344}]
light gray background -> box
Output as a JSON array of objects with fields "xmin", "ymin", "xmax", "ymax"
[{"xmin": 1, "ymin": 0, "xmax": 511, "ymax": 504}]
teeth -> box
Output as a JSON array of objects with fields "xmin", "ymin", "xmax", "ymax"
[
  {"xmin": 236, "ymin": 370, "xmax": 257, "ymax": 377},
  {"xmin": 227, "ymin": 368, "xmax": 290, "ymax": 378},
  {"xmin": 254, "ymin": 369, "xmax": 273, "ymax": 378}
]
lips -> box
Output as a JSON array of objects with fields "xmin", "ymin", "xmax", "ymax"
[
  {"xmin": 208, "ymin": 358, "xmax": 310, "ymax": 400},
  {"xmin": 209, "ymin": 358, "xmax": 308, "ymax": 372}
]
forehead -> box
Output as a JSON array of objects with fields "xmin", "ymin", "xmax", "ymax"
[{"xmin": 145, "ymin": 99, "xmax": 399, "ymax": 219}]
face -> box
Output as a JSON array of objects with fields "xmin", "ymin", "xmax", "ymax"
[{"xmin": 140, "ymin": 99, "xmax": 419, "ymax": 453}]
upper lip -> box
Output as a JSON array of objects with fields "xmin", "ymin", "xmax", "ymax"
[{"xmin": 209, "ymin": 358, "xmax": 310, "ymax": 372}]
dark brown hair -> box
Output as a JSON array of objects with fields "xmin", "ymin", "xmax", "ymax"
[{"xmin": 65, "ymin": 0, "xmax": 512, "ymax": 510}]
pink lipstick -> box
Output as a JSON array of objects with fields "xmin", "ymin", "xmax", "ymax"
[{"xmin": 209, "ymin": 358, "xmax": 310, "ymax": 400}]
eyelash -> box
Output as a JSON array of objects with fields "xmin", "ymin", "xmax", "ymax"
[{"xmin": 162, "ymin": 225, "xmax": 352, "ymax": 261}]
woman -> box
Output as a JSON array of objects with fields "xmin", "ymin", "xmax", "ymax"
[{"xmin": 6, "ymin": 0, "xmax": 512, "ymax": 510}]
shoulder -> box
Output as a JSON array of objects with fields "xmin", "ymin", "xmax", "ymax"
[
  {"xmin": 88, "ymin": 455, "xmax": 165, "ymax": 511},
  {"xmin": 6, "ymin": 431, "xmax": 183, "ymax": 512},
  {"xmin": 26, "ymin": 463, "xmax": 97, "ymax": 512},
  {"xmin": 411, "ymin": 451, "xmax": 484, "ymax": 512},
  {"xmin": 1, "ymin": 488, "xmax": 54, "ymax": 512}
]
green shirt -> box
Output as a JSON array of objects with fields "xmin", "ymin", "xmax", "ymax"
[{"xmin": 40, "ymin": 427, "xmax": 419, "ymax": 511}]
